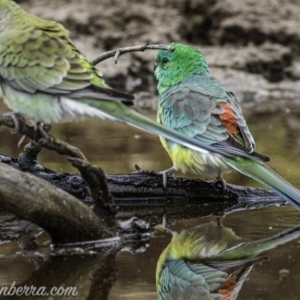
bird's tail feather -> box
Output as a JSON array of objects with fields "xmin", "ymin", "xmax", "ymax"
[
  {"xmin": 93, "ymin": 101, "xmax": 236, "ymax": 158},
  {"xmin": 220, "ymin": 223, "xmax": 300, "ymax": 259},
  {"xmin": 224, "ymin": 157, "xmax": 300, "ymax": 210}
]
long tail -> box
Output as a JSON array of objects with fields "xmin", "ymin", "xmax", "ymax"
[
  {"xmin": 219, "ymin": 223, "xmax": 300, "ymax": 259},
  {"xmin": 224, "ymin": 157, "xmax": 300, "ymax": 211},
  {"xmin": 92, "ymin": 100, "xmax": 237, "ymax": 158}
]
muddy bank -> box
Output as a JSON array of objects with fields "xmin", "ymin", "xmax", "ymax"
[{"xmin": 14, "ymin": 0, "xmax": 300, "ymax": 114}]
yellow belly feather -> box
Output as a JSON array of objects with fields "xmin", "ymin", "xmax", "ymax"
[{"xmin": 159, "ymin": 135, "xmax": 231, "ymax": 178}]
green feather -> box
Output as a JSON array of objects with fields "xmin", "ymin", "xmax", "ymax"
[
  {"xmin": 156, "ymin": 222, "xmax": 300, "ymax": 299},
  {"xmin": 154, "ymin": 42, "xmax": 300, "ymax": 211},
  {"xmin": 0, "ymin": 0, "xmax": 241, "ymax": 161}
]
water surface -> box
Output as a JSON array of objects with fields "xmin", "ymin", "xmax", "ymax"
[{"xmin": 0, "ymin": 102, "xmax": 300, "ymax": 299}]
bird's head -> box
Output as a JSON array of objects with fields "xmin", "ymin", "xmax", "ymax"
[{"xmin": 154, "ymin": 42, "xmax": 210, "ymax": 90}]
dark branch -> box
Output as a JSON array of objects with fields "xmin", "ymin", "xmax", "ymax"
[
  {"xmin": 91, "ymin": 42, "xmax": 174, "ymax": 65},
  {"xmin": 69, "ymin": 157, "xmax": 117, "ymax": 227}
]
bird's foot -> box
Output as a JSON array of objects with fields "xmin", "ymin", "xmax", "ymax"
[
  {"xmin": 213, "ymin": 175, "xmax": 227, "ymax": 194},
  {"xmin": 18, "ymin": 123, "xmax": 51, "ymax": 148},
  {"xmin": 34, "ymin": 123, "xmax": 51, "ymax": 140},
  {"xmin": 17, "ymin": 123, "xmax": 51, "ymax": 148},
  {"xmin": 158, "ymin": 166, "xmax": 175, "ymax": 189},
  {"xmin": 158, "ymin": 214, "xmax": 173, "ymax": 235},
  {"xmin": 216, "ymin": 216, "xmax": 224, "ymax": 228},
  {"xmin": 213, "ymin": 176, "xmax": 227, "ymax": 221},
  {"xmin": 3, "ymin": 112, "xmax": 24, "ymax": 133},
  {"xmin": 17, "ymin": 135, "xmax": 27, "ymax": 148},
  {"xmin": 134, "ymin": 165, "xmax": 175, "ymax": 189}
]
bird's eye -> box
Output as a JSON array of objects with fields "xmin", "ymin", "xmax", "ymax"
[{"xmin": 162, "ymin": 57, "xmax": 169, "ymax": 64}]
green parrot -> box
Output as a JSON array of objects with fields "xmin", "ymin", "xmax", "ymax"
[
  {"xmin": 0, "ymin": 1, "xmax": 235, "ymax": 159},
  {"xmin": 154, "ymin": 42, "xmax": 300, "ymax": 211},
  {"xmin": 156, "ymin": 221, "xmax": 300, "ymax": 300}
]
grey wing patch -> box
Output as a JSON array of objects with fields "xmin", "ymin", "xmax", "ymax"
[
  {"xmin": 158, "ymin": 259, "xmax": 225, "ymax": 300},
  {"xmin": 183, "ymin": 91, "xmax": 215, "ymax": 121},
  {"xmin": 159, "ymin": 77, "xmax": 269, "ymax": 161},
  {"xmin": 160, "ymin": 84, "xmax": 229, "ymax": 143}
]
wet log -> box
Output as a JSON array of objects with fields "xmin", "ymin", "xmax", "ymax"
[
  {"xmin": 0, "ymin": 151, "xmax": 287, "ymax": 224},
  {"xmin": 0, "ymin": 160, "xmax": 150, "ymax": 245},
  {"xmin": 0, "ymin": 114, "xmax": 287, "ymax": 227},
  {"xmin": 0, "ymin": 162, "xmax": 109, "ymax": 244}
]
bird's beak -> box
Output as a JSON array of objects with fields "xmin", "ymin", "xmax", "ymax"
[{"xmin": 154, "ymin": 60, "xmax": 158, "ymax": 71}]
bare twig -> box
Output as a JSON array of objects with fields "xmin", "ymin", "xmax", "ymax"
[
  {"xmin": 91, "ymin": 42, "xmax": 174, "ymax": 65},
  {"xmin": 39, "ymin": 137, "xmax": 87, "ymax": 160}
]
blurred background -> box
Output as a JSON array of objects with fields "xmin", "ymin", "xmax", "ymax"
[
  {"xmin": 12, "ymin": 0, "xmax": 300, "ymax": 108},
  {"xmin": 1, "ymin": 0, "xmax": 300, "ymax": 184},
  {"xmin": 1, "ymin": 1, "xmax": 300, "ymax": 299}
]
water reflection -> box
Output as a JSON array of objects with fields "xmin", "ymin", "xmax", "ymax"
[
  {"xmin": 0, "ymin": 219, "xmax": 149, "ymax": 300},
  {"xmin": 156, "ymin": 221, "xmax": 300, "ymax": 300},
  {"xmin": 1, "ymin": 105, "xmax": 300, "ymax": 299},
  {"xmin": 0, "ymin": 209, "xmax": 300, "ymax": 299}
]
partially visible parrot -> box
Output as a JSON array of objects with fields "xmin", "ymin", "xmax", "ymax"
[
  {"xmin": 154, "ymin": 42, "xmax": 300, "ymax": 211},
  {"xmin": 0, "ymin": 0, "xmax": 234, "ymax": 158},
  {"xmin": 156, "ymin": 221, "xmax": 300, "ymax": 300}
]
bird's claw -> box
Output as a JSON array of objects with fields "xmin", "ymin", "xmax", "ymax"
[
  {"xmin": 34, "ymin": 123, "xmax": 51, "ymax": 140},
  {"xmin": 158, "ymin": 214, "xmax": 173, "ymax": 234},
  {"xmin": 213, "ymin": 176, "xmax": 227, "ymax": 194},
  {"xmin": 216, "ymin": 216, "xmax": 224, "ymax": 228},
  {"xmin": 158, "ymin": 166, "xmax": 175, "ymax": 189},
  {"xmin": 18, "ymin": 123, "xmax": 51, "ymax": 148},
  {"xmin": 134, "ymin": 165, "xmax": 175, "ymax": 188},
  {"xmin": 17, "ymin": 135, "xmax": 27, "ymax": 148},
  {"xmin": 213, "ymin": 175, "xmax": 227, "ymax": 221},
  {"xmin": 3, "ymin": 112, "xmax": 24, "ymax": 133}
]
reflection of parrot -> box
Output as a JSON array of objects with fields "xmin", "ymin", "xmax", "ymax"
[
  {"xmin": 0, "ymin": 1, "xmax": 232, "ymax": 158},
  {"xmin": 156, "ymin": 222, "xmax": 300, "ymax": 300},
  {"xmin": 154, "ymin": 42, "xmax": 300, "ymax": 210}
]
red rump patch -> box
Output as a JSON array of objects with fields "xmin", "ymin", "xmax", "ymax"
[
  {"xmin": 218, "ymin": 274, "xmax": 237, "ymax": 299},
  {"xmin": 219, "ymin": 102, "xmax": 240, "ymax": 136}
]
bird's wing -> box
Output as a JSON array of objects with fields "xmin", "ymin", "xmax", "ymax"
[
  {"xmin": 205, "ymin": 256, "xmax": 266, "ymax": 273},
  {"xmin": 204, "ymin": 257, "xmax": 267, "ymax": 300},
  {"xmin": 221, "ymin": 86, "xmax": 255, "ymax": 153},
  {"xmin": 0, "ymin": 22, "xmax": 133, "ymax": 103},
  {"xmin": 159, "ymin": 75, "xmax": 269, "ymax": 161},
  {"xmin": 157, "ymin": 258, "xmax": 226, "ymax": 300}
]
